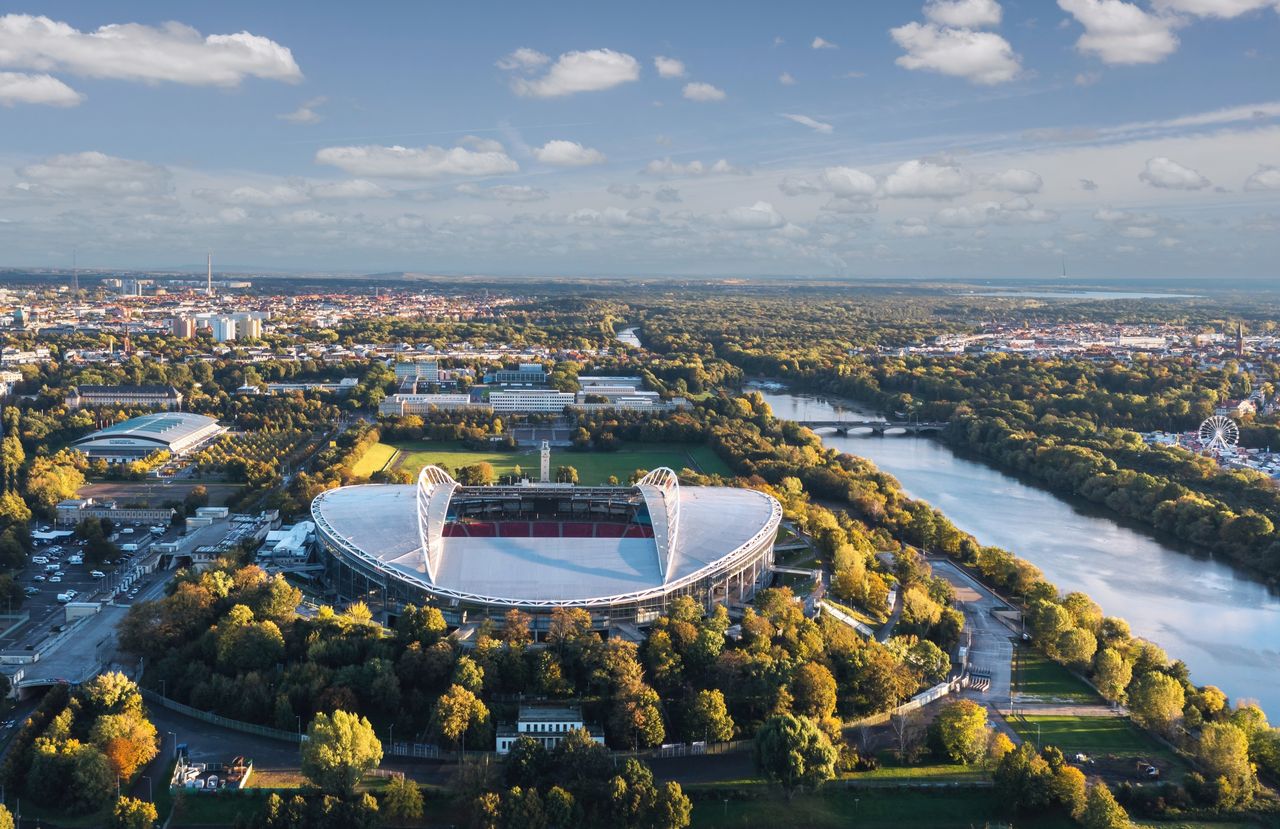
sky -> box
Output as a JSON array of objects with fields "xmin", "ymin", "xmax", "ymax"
[{"xmin": 0, "ymin": 0, "xmax": 1278, "ymax": 279}]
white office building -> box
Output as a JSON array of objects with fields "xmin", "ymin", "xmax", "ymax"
[
  {"xmin": 395, "ymin": 360, "xmax": 440, "ymax": 382},
  {"xmin": 495, "ymin": 705, "xmax": 605, "ymax": 754},
  {"xmin": 378, "ymin": 393, "xmax": 486, "ymax": 416},
  {"xmin": 489, "ymin": 389, "xmax": 575, "ymax": 413}
]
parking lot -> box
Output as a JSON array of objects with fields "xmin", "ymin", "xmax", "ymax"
[{"xmin": 0, "ymin": 525, "xmax": 175, "ymax": 653}]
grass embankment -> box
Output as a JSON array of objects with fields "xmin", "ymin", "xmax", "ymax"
[
  {"xmin": 1014, "ymin": 648, "xmax": 1103, "ymax": 704},
  {"xmin": 350, "ymin": 441, "xmax": 399, "ymax": 477},
  {"xmin": 360, "ymin": 440, "xmax": 733, "ymax": 485}
]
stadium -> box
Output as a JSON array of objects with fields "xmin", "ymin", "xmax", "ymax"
[
  {"xmin": 70, "ymin": 412, "xmax": 226, "ymax": 463},
  {"xmin": 312, "ymin": 466, "xmax": 781, "ymax": 632}
]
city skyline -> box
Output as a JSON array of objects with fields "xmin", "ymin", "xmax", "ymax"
[{"xmin": 0, "ymin": 1, "xmax": 1278, "ymax": 278}]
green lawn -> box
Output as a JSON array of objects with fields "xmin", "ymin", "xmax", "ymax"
[
  {"xmin": 1014, "ymin": 648, "xmax": 1102, "ymax": 704},
  {"xmin": 350, "ymin": 442, "xmax": 399, "ymax": 477},
  {"xmin": 384, "ymin": 440, "xmax": 733, "ymax": 485},
  {"xmin": 689, "ymin": 787, "xmax": 1075, "ymax": 829},
  {"xmin": 1009, "ymin": 714, "xmax": 1163, "ymax": 757},
  {"xmin": 850, "ymin": 754, "xmax": 989, "ymax": 783}
]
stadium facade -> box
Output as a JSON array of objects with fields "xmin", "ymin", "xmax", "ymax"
[
  {"xmin": 71, "ymin": 412, "xmax": 225, "ymax": 462},
  {"xmin": 312, "ymin": 466, "xmax": 780, "ymax": 632}
]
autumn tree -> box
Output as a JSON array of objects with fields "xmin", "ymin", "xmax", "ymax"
[
  {"xmin": 432, "ymin": 684, "xmax": 490, "ymax": 751},
  {"xmin": 932, "ymin": 699, "xmax": 989, "ymax": 765},
  {"xmin": 382, "ymin": 775, "xmax": 425, "ymax": 823},
  {"xmin": 110, "ymin": 796, "xmax": 158, "ymax": 829},
  {"xmin": 301, "ymin": 710, "xmax": 383, "ymax": 795},
  {"xmin": 754, "ymin": 714, "xmax": 837, "ymax": 799}
]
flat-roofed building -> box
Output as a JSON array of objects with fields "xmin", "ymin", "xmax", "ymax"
[
  {"xmin": 379, "ymin": 393, "xmax": 489, "ymax": 416},
  {"xmin": 496, "ymin": 704, "xmax": 605, "ymax": 753},
  {"xmin": 492, "ymin": 363, "xmax": 546, "ymax": 385},
  {"xmin": 55, "ymin": 498, "xmax": 175, "ymax": 527},
  {"xmin": 395, "ymin": 360, "xmax": 440, "ymax": 382},
  {"xmin": 66, "ymin": 384, "xmax": 183, "ymax": 410},
  {"xmin": 489, "ymin": 389, "xmax": 574, "ymax": 413}
]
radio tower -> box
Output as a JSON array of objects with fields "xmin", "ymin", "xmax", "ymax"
[
  {"xmin": 71, "ymin": 249, "xmax": 79, "ymax": 296},
  {"xmin": 206, "ymin": 250, "xmax": 213, "ymax": 297}
]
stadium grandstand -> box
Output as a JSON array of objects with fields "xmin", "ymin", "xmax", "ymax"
[{"xmin": 312, "ymin": 466, "xmax": 780, "ymax": 633}]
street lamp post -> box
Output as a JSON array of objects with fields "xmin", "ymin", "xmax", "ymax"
[{"xmin": 142, "ymin": 775, "xmax": 152, "ymax": 802}]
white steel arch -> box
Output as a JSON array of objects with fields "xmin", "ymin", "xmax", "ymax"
[
  {"xmin": 416, "ymin": 465, "xmax": 458, "ymax": 582},
  {"xmin": 636, "ymin": 467, "xmax": 680, "ymax": 580}
]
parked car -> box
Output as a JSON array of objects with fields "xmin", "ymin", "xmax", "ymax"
[
  {"xmin": 90, "ymin": 570, "xmax": 106, "ymax": 579},
  {"xmin": 49, "ymin": 576, "xmax": 62, "ymax": 583},
  {"xmin": 32, "ymin": 574, "xmax": 44, "ymax": 582},
  {"xmin": 31, "ymin": 556, "xmax": 48, "ymax": 565}
]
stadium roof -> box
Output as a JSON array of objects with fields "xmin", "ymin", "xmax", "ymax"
[
  {"xmin": 312, "ymin": 467, "xmax": 780, "ymax": 606},
  {"xmin": 72, "ymin": 412, "xmax": 223, "ymax": 453}
]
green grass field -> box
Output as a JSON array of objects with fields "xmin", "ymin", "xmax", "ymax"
[
  {"xmin": 1014, "ymin": 648, "xmax": 1102, "ymax": 704},
  {"xmin": 1009, "ymin": 714, "xmax": 1162, "ymax": 756},
  {"xmin": 372, "ymin": 440, "xmax": 733, "ymax": 485}
]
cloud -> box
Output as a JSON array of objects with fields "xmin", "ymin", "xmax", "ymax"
[
  {"xmin": 456, "ymin": 183, "xmax": 549, "ymax": 202},
  {"xmin": 779, "ymin": 71, "xmax": 796, "ymax": 85},
  {"xmin": 812, "ymin": 37, "xmax": 839, "ymax": 49},
  {"xmin": 17, "ymin": 151, "xmax": 172, "ymax": 199},
  {"xmin": 894, "ymin": 217, "xmax": 931, "ymax": 237},
  {"xmin": 458, "ymin": 135, "xmax": 506, "ymax": 153},
  {"xmin": 924, "ymin": 0, "xmax": 1004, "ymax": 27},
  {"xmin": 607, "ymin": 183, "xmax": 647, "ymax": 199},
  {"xmin": 505, "ymin": 48, "xmax": 640, "ymax": 98},
  {"xmin": 193, "ymin": 178, "xmax": 393, "ymax": 206},
  {"xmin": 1093, "ymin": 207, "xmax": 1159, "ymax": 225},
  {"xmin": 643, "ymin": 157, "xmax": 743, "ymax": 176},
  {"xmin": 682, "ymin": 82, "xmax": 726, "ymax": 102},
  {"xmin": 0, "ymin": 71, "xmax": 82, "ymax": 106},
  {"xmin": 716, "ymin": 201, "xmax": 785, "ymax": 230},
  {"xmin": 985, "ymin": 168, "xmax": 1043, "ymax": 193},
  {"xmin": 1151, "ymin": 0, "xmax": 1280, "ymax": 17},
  {"xmin": 654, "ymin": 56, "xmax": 685, "ymax": 78},
  {"xmin": 654, "ymin": 186, "xmax": 682, "ymax": 202},
  {"xmin": 1075, "ymin": 71, "xmax": 1102, "ymax": 86},
  {"xmin": 1120, "ymin": 225, "xmax": 1158, "ymax": 237},
  {"xmin": 1080, "ymin": 177, "xmax": 1099, "ymax": 190},
  {"xmin": 495, "ymin": 47, "xmax": 549, "ymax": 71},
  {"xmin": 0, "ymin": 14, "xmax": 302, "ymax": 86},
  {"xmin": 1138, "ymin": 156, "xmax": 1210, "ymax": 189},
  {"xmin": 1244, "ymin": 165, "xmax": 1280, "ymax": 190},
  {"xmin": 883, "ymin": 159, "xmax": 973, "ymax": 198},
  {"xmin": 933, "ymin": 196, "xmax": 1058, "ymax": 227},
  {"xmin": 890, "ymin": 22, "xmax": 1021, "ymax": 84},
  {"xmin": 780, "ymin": 166, "xmax": 878, "ymax": 199},
  {"xmin": 316, "ymin": 142, "xmax": 518, "ymax": 178},
  {"xmin": 532, "ymin": 140, "xmax": 606, "ymax": 166},
  {"xmin": 1057, "ymin": 0, "xmax": 1180, "ymax": 65},
  {"xmin": 278, "ymin": 96, "xmax": 326, "ymax": 124},
  {"xmin": 780, "ymin": 113, "xmax": 833, "ymax": 134}
]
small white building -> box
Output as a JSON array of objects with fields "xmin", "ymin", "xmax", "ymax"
[{"xmin": 495, "ymin": 704, "xmax": 606, "ymax": 754}]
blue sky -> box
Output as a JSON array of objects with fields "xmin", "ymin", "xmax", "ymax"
[{"xmin": 1, "ymin": 0, "xmax": 1278, "ymax": 278}]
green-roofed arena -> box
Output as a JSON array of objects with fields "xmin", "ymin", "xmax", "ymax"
[{"xmin": 71, "ymin": 412, "xmax": 226, "ymax": 463}]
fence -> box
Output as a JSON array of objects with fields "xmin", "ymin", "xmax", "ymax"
[
  {"xmin": 387, "ymin": 741, "xmax": 443, "ymax": 759},
  {"xmin": 844, "ymin": 680, "xmax": 959, "ymax": 729},
  {"xmin": 142, "ymin": 689, "xmax": 308, "ymax": 744}
]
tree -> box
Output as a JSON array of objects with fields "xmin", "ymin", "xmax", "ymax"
[
  {"xmin": 110, "ymin": 796, "xmax": 158, "ymax": 829},
  {"xmin": 652, "ymin": 781, "xmax": 693, "ymax": 829},
  {"xmin": 1196, "ymin": 722, "xmax": 1255, "ymax": 804},
  {"xmin": 1056, "ymin": 627, "xmax": 1097, "ymax": 669},
  {"xmin": 1081, "ymin": 782, "xmax": 1131, "ymax": 829},
  {"xmin": 933, "ymin": 699, "xmax": 989, "ymax": 765},
  {"xmin": 91, "ymin": 711, "xmax": 159, "ymax": 779},
  {"xmin": 754, "ymin": 714, "xmax": 837, "ymax": 799},
  {"xmin": 555, "ymin": 465, "xmax": 579, "ymax": 485},
  {"xmin": 382, "ymin": 775, "xmax": 425, "ymax": 824},
  {"xmin": 432, "ymin": 684, "xmax": 489, "ymax": 751},
  {"xmin": 301, "ymin": 710, "xmax": 384, "ymax": 795},
  {"xmin": 790, "ymin": 662, "xmax": 838, "ymax": 720},
  {"xmin": 1092, "ymin": 649, "xmax": 1132, "ymax": 702},
  {"xmin": 0, "ymin": 805, "xmax": 10, "ymax": 829},
  {"xmin": 1127, "ymin": 672, "xmax": 1185, "ymax": 733},
  {"xmin": 686, "ymin": 689, "xmax": 735, "ymax": 743}
]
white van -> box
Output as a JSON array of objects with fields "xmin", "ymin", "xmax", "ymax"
[
  {"xmin": 31, "ymin": 556, "xmax": 48, "ymax": 565},
  {"xmin": 90, "ymin": 570, "xmax": 106, "ymax": 579},
  {"xmin": 120, "ymin": 528, "xmax": 135, "ymax": 535},
  {"xmin": 120, "ymin": 543, "xmax": 139, "ymax": 553},
  {"xmin": 56, "ymin": 592, "xmax": 70, "ymax": 603}
]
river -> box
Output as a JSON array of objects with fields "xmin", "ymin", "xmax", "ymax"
[
  {"xmin": 616, "ymin": 326, "xmax": 642, "ymax": 348},
  {"xmin": 756, "ymin": 389, "xmax": 1280, "ymax": 713}
]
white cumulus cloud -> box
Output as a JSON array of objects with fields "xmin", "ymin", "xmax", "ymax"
[
  {"xmin": 1244, "ymin": 165, "xmax": 1280, "ymax": 190},
  {"xmin": 456, "ymin": 183, "xmax": 549, "ymax": 202},
  {"xmin": 682, "ymin": 81, "xmax": 726, "ymax": 101},
  {"xmin": 1058, "ymin": 0, "xmax": 1180, "ymax": 65},
  {"xmin": 1151, "ymin": 0, "xmax": 1280, "ymax": 18},
  {"xmin": 278, "ymin": 96, "xmax": 326, "ymax": 124},
  {"xmin": 533, "ymin": 140, "xmax": 606, "ymax": 166},
  {"xmin": 0, "ymin": 71, "xmax": 82, "ymax": 106},
  {"xmin": 495, "ymin": 47, "xmax": 549, "ymax": 71},
  {"xmin": 505, "ymin": 48, "xmax": 640, "ymax": 98},
  {"xmin": 812, "ymin": 37, "xmax": 839, "ymax": 49},
  {"xmin": 985, "ymin": 168, "xmax": 1043, "ymax": 193},
  {"xmin": 654, "ymin": 56, "xmax": 686, "ymax": 78},
  {"xmin": 1138, "ymin": 156, "xmax": 1211, "ymax": 189},
  {"xmin": 891, "ymin": 22, "xmax": 1021, "ymax": 84},
  {"xmin": 924, "ymin": 0, "xmax": 1004, "ymax": 27},
  {"xmin": 316, "ymin": 143, "xmax": 519, "ymax": 178},
  {"xmin": 17, "ymin": 150, "xmax": 172, "ymax": 199},
  {"xmin": 883, "ymin": 159, "xmax": 973, "ymax": 198},
  {"xmin": 780, "ymin": 113, "xmax": 833, "ymax": 133},
  {"xmin": 716, "ymin": 201, "xmax": 785, "ymax": 230},
  {"xmin": 0, "ymin": 14, "xmax": 302, "ymax": 86},
  {"xmin": 643, "ymin": 157, "xmax": 742, "ymax": 177}
]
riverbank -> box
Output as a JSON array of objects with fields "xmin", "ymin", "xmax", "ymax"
[{"xmin": 753, "ymin": 386, "xmax": 1280, "ymax": 714}]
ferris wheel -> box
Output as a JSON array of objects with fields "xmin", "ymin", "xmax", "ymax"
[{"xmin": 1198, "ymin": 415, "xmax": 1240, "ymax": 453}]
